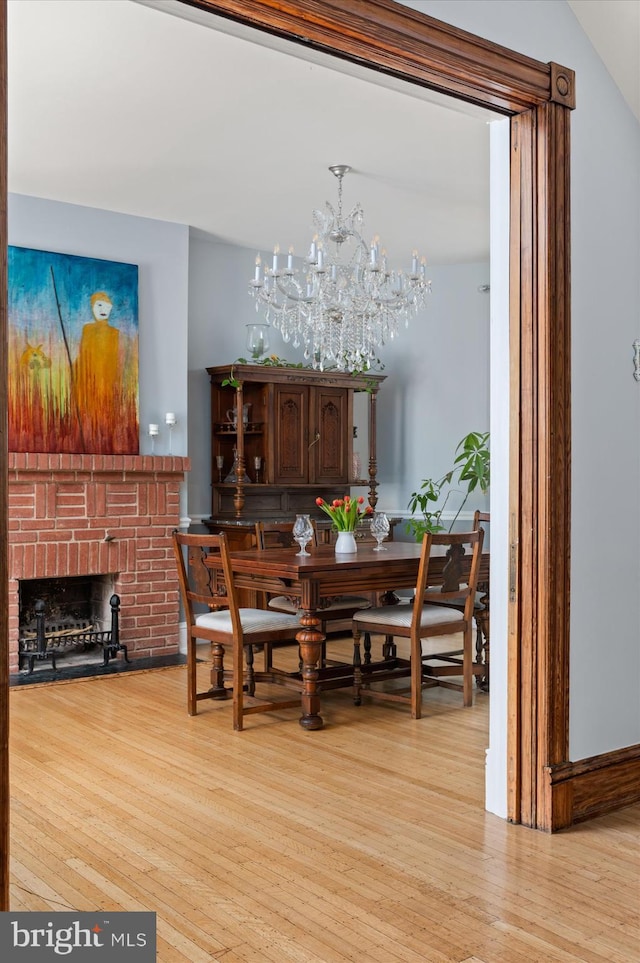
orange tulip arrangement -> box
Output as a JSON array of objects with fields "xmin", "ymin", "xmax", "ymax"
[{"xmin": 315, "ymin": 495, "xmax": 373, "ymax": 531}]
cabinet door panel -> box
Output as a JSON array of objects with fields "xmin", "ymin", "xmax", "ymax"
[
  {"xmin": 311, "ymin": 387, "xmax": 349, "ymax": 485},
  {"xmin": 273, "ymin": 385, "xmax": 307, "ymax": 483}
]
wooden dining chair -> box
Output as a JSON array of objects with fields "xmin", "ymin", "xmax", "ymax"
[
  {"xmin": 255, "ymin": 520, "xmax": 371, "ymax": 647},
  {"xmin": 423, "ymin": 510, "xmax": 490, "ymax": 689},
  {"xmin": 471, "ymin": 511, "xmax": 490, "ymax": 688},
  {"xmin": 351, "ymin": 527, "xmax": 485, "ymax": 718},
  {"xmin": 172, "ymin": 531, "xmax": 302, "ymax": 730}
]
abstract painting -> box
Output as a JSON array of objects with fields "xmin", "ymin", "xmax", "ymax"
[{"xmin": 8, "ymin": 246, "xmax": 139, "ymax": 454}]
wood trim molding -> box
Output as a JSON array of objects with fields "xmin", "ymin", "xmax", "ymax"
[
  {"xmin": 511, "ymin": 102, "xmax": 573, "ymax": 830},
  {"xmin": 547, "ymin": 745, "xmax": 640, "ymax": 825},
  {"xmin": 550, "ymin": 62, "xmax": 576, "ymax": 108},
  {"xmin": 536, "ymin": 102, "xmax": 573, "ymax": 829},
  {"xmin": 180, "ymin": 0, "xmax": 570, "ymax": 113},
  {"xmin": 509, "ymin": 110, "xmax": 536, "ymax": 826}
]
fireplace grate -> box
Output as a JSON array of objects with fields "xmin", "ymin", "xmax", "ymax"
[{"xmin": 18, "ymin": 594, "xmax": 129, "ymax": 674}]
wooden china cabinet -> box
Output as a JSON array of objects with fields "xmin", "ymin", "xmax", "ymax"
[{"xmin": 204, "ymin": 363, "xmax": 385, "ymax": 546}]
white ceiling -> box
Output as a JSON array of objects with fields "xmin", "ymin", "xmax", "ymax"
[
  {"xmin": 7, "ymin": 1, "xmax": 639, "ymax": 268},
  {"xmin": 568, "ymin": 0, "xmax": 640, "ymax": 122},
  {"xmin": 7, "ymin": 0, "xmax": 495, "ymax": 267}
]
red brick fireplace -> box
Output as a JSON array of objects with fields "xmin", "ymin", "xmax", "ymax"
[{"xmin": 8, "ymin": 452, "xmax": 190, "ymax": 676}]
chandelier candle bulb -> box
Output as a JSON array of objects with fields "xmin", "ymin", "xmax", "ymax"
[
  {"xmin": 254, "ymin": 255, "xmax": 261, "ymax": 282},
  {"xmin": 287, "ymin": 247, "xmax": 294, "ymax": 271},
  {"xmin": 272, "ymin": 245, "xmax": 279, "ymax": 273}
]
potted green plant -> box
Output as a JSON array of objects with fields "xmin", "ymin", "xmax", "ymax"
[{"xmin": 407, "ymin": 430, "xmax": 490, "ymax": 539}]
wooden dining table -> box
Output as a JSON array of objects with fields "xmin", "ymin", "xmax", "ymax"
[{"xmin": 229, "ymin": 541, "xmax": 490, "ymax": 731}]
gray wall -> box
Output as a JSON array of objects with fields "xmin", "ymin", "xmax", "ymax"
[
  {"xmin": 187, "ymin": 231, "xmax": 490, "ymax": 527},
  {"xmin": 8, "ymin": 193, "xmax": 190, "ymax": 461},
  {"xmin": 187, "ymin": 233, "xmax": 263, "ymax": 517},
  {"xmin": 403, "ymin": 0, "xmax": 640, "ymax": 760}
]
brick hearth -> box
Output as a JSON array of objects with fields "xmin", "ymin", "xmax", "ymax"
[{"xmin": 8, "ymin": 452, "xmax": 190, "ymax": 676}]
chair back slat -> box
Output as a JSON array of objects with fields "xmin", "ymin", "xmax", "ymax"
[
  {"xmin": 186, "ymin": 543, "xmax": 225, "ymax": 605},
  {"xmin": 215, "ymin": 531, "xmax": 245, "ymax": 645},
  {"xmin": 172, "ymin": 532, "xmax": 244, "ymax": 637},
  {"xmin": 413, "ymin": 529, "xmax": 485, "ymax": 625},
  {"xmin": 473, "ymin": 509, "xmax": 490, "ymax": 550}
]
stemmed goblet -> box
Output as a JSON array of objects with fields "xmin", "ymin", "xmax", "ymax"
[
  {"xmin": 292, "ymin": 514, "xmax": 314, "ymax": 557},
  {"xmin": 370, "ymin": 511, "xmax": 390, "ymax": 551}
]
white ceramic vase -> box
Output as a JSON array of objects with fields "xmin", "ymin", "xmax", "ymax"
[{"xmin": 335, "ymin": 531, "xmax": 357, "ymax": 554}]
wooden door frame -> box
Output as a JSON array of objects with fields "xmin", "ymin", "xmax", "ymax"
[
  {"xmin": 0, "ymin": 0, "xmax": 574, "ymax": 908},
  {"xmin": 171, "ymin": 0, "xmax": 574, "ymax": 830}
]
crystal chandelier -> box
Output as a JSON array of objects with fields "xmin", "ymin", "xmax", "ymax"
[{"xmin": 248, "ymin": 165, "xmax": 431, "ymax": 372}]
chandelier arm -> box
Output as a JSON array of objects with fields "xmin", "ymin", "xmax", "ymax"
[
  {"xmin": 365, "ymin": 284, "xmax": 431, "ymax": 308},
  {"xmin": 273, "ymin": 276, "xmax": 313, "ymax": 303}
]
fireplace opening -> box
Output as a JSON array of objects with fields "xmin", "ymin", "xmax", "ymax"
[{"xmin": 18, "ymin": 574, "xmax": 128, "ymax": 674}]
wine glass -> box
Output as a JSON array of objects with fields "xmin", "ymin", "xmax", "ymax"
[
  {"xmin": 370, "ymin": 511, "xmax": 390, "ymax": 551},
  {"xmin": 292, "ymin": 514, "xmax": 314, "ymax": 556}
]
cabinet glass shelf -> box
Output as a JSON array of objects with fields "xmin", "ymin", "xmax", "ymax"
[{"xmin": 214, "ymin": 423, "xmax": 263, "ymax": 435}]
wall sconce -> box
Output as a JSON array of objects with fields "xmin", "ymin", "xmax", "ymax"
[
  {"xmin": 148, "ymin": 423, "xmax": 159, "ymax": 453},
  {"xmin": 165, "ymin": 413, "xmax": 177, "ymax": 454}
]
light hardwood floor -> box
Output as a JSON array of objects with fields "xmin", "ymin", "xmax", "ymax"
[{"xmin": 8, "ymin": 638, "xmax": 640, "ymax": 963}]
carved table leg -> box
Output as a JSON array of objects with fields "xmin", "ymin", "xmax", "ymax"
[
  {"xmin": 382, "ymin": 635, "xmax": 397, "ymax": 659},
  {"xmin": 244, "ymin": 644, "xmax": 256, "ymax": 696},
  {"xmin": 296, "ymin": 608, "xmax": 325, "ymax": 730},
  {"xmin": 208, "ymin": 641, "xmax": 230, "ymax": 699},
  {"xmin": 379, "ymin": 592, "xmax": 399, "ymax": 659},
  {"xmin": 353, "ymin": 626, "xmax": 363, "ymax": 705},
  {"xmin": 363, "ymin": 632, "xmax": 372, "ymax": 665}
]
